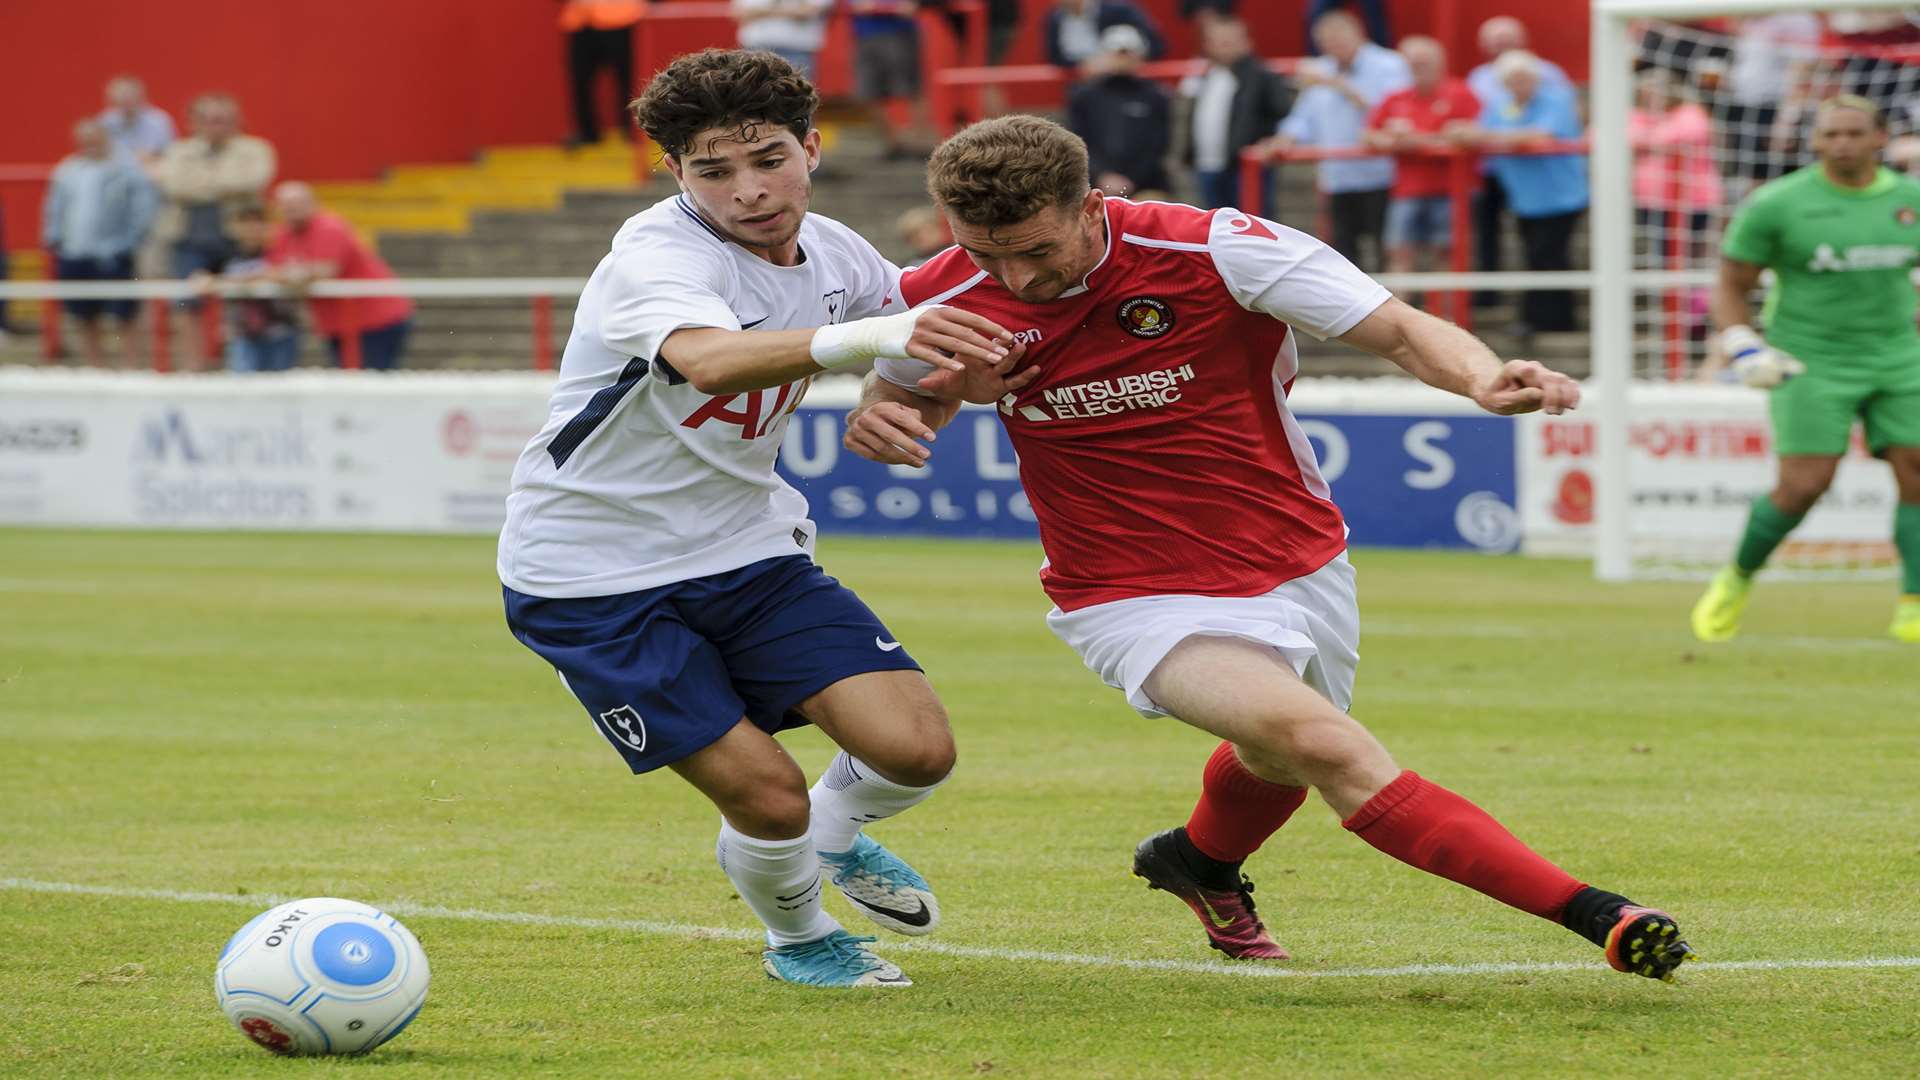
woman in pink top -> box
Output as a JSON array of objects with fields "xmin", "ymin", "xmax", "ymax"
[{"xmin": 1629, "ymin": 70, "xmax": 1725, "ymax": 262}]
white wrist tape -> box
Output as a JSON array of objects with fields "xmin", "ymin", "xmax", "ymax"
[
  {"xmin": 809, "ymin": 306, "xmax": 940, "ymax": 370},
  {"xmin": 1719, "ymin": 324, "xmax": 1804, "ymax": 389},
  {"xmin": 1718, "ymin": 324, "xmax": 1765, "ymax": 361}
]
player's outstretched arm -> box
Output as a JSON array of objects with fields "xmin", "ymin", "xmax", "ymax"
[
  {"xmin": 1710, "ymin": 257, "xmax": 1804, "ymax": 389},
  {"xmin": 1337, "ymin": 297, "xmax": 1579, "ymax": 416},
  {"xmin": 1712, "ymin": 257, "xmax": 1763, "ymax": 333},
  {"xmin": 845, "ymin": 371, "xmax": 963, "ymax": 469},
  {"xmin": 656, "ymin": 306, "xmax": 1018, "ymax": 396}
]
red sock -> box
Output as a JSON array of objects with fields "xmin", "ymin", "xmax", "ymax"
[
  {"xmin": 1342, "ymin": 771, "xmax": 1585, "ymax": 921},
  {"xmin": 1185, "ymin": 741, "xmax": 1309, "ymax": 862}
]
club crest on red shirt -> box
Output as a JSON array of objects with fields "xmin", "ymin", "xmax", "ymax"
[{"xmin": 1117, "ymin": 296, "xmax": 1174, "ymax": 338}]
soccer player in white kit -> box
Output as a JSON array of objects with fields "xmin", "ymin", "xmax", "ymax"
[
  {"xmin": 498, "ymin": 51, "xmax": 1022, "ymax": 988},
  {"xmin": 847, "ymin": 116, "xmax": 1694, "ymax": 981}
]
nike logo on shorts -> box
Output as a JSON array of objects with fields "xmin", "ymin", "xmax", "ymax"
[{"xmin": 875, "ymin": 637, "xmax": 904, "ymax": 652}]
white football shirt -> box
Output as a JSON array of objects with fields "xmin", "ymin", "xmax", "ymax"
[{"xmin": 498, "ymin": 195, "xmax": 898, "ymax": 598}]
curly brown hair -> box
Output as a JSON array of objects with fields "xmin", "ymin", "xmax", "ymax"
[
  {"xmin": 630, "ymin": 49, "xmax": 819, "ymax": 159},
  {"xmin": 927, "ymin": 116, "xmax": 1090, "ymax": 229}
]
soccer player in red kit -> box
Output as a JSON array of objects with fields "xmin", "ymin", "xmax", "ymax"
[{"xmin": 845, "ymin": 116, "xmax": 1694, "ymax": 980}]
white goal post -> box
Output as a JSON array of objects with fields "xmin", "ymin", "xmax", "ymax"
[{"xmin": 1589, "ymin": 0, "xmax": 1914, "ymax": 580}]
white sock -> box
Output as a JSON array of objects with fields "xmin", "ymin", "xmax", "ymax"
[
  {"xmin": 714, "ymin": 822, "xmax": 841, "ymax": 947},
  {"xmin": 808, "ymin": 752, "xmax": 944, "ymax": 855}
]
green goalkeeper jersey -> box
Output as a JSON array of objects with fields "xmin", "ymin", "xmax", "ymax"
[{"xmin": 1721, "ymin": 165, "xmax": 1920, "ymax": 373}]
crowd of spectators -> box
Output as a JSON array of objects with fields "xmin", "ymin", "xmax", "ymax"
[
  {"xmin": 37, "ymin": 76, "xmax": 410, "ymax": 371},
  {"xmin": 30, "ymin": 5, "xmax": 1920, "ymax": 370},
  {"xmin": 1052, "ymin": 4, "xmax": 1548, "ymax": 289},
  {"xmin": 1055, "ymin": 5, "xmax": 1600, "ymax": 338}
]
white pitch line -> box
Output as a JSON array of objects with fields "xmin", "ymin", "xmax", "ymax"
[{"xmin": 8, "ymin": 877, "xmax": 1920, "ymax": 982}]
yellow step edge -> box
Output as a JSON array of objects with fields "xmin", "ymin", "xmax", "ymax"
[
  {"xmin": 337, "ymin": 207, "xmax": 470, "ymax": 233},
  {"xmin": 304, "ymin": 131, "xmax": 673, "ymax": 245}
]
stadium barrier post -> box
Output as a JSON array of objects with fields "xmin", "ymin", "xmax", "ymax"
[
  {"xmin": 199, "ymin": 295, "xmax": 224, "ymax": 370},
  {"xmin": 40, "ymin": 296, "xmax": 61, "ymax": 362},
  {"xmin": 532, "ymin": 294, "xmax": 554, "ymax": 372},
  {"xmin": 1238, "ymin": 148, "xmax": 1265, "ymax": 217},
  {"xmin": 1590, "ymin": 1, "xmax": 1634, "ymax": 581},
  {"xmin": 1447, "ymin": 149, "xmax": 1474, "ymax": 330},
  {"xmin": 148, "ymin": 297, "xmax": 171, "ymax": 374},
  {"xmin": 923, "ymin": 4, "xmax": 964, "ymax": 139},
  {"xmin": 39, "ymin": 248, "xmax": 61, "ymax": 361},
  {"xmin": 1663, "ymin": 148, "xmax": 1687, "ymax": 380},
  {"xmin": 339, "ymin": 299, "xmax": 363, "ymax": 371},
  {"xmin": 960, "ymin": 0, "xmax": 986, "ymax": 120}
]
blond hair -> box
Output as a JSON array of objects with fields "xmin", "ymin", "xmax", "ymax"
[{"xmin": 1816, "ymin": 94, "xmax": 1886, "ymax": 131}]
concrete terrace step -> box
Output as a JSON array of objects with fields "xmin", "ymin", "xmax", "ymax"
[{"xmin": 339, "ymin": 119, "xmax": 1602, "ymax": 372}]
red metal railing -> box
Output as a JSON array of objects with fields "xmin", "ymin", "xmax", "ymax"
[
  {"xmin": 2, "ymin": 278, "xmax": 574, "ymax": 373},
  {"xmin": 1635, "ymin": 139, "xmax": 1721, "ymax": 381},
  {"xmin": 1243, "ymin": 139, "xmax": 1592, "ymax": 334}
]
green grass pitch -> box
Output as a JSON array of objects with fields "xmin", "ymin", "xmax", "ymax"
[{"xmin": 1, "ymin": 529, "xmax": 1916, "ymax": 1078}]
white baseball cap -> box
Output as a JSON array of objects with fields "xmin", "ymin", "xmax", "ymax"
[{"xmin": 1100, "ymin": 24, "xmax": 1149, "ymax": 56}]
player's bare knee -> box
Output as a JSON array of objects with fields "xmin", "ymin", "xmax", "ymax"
[
  {"xmin": 892, "ymin": 748, "xmax": 955, "ymax": 789},
  {"xmin": 1278, "ymin": 725, "xmax": 1359, "ymax": 781},
  {"xmin": 1272, "ymin": 713, "xmax": 1387, "ymax": 787},
  {"xmin": 869, "ymin": 729, "xmax": 955, "ymax": 788},
  {"xmin": 1772, "ymin": 483, "xmax": 1827, "ymax": 516},
  {"xmin": 902, "ymin": 700, "xmax": 957, "ymax": 785},
  {"xmin": 726, "ymin": 784, "xmax": 813, "ymax": 840},
  {"xmin": 705, "ymin": 757, "xmax": 812, "ymax": 838}
]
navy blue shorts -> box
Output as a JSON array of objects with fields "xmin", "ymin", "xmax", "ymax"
[
  {"xmin": 503, "ymin": 555, "xmax": 921, "ymax": 775},
  {"xmin": 57, "ymin": 254, "xmax": 136, "ymax": 322}
]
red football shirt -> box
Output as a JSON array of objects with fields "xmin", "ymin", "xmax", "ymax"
[
  {"xmin": 1367, "ymin": 79, "xmax": 1481, "ymax": 199},
  {"xmin": 268, "ymin": 211, "xmax": 415, "ymax": 337},
  {"xmin": 883, "ymin": 198, "xmax": 1390, "ymax": 612}
]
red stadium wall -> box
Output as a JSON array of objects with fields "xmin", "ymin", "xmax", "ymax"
[
  {"xmin": 0, "ymin": 0, "xmax": 1590, "ymax": 252},
  {"xmin": 0, "ymin": 0, "xmax": 570, "ymax": 182}
]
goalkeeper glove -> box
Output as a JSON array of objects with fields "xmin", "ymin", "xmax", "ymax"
[{"xmin": 1719, "ymin": 324, "xmax": 1805, "ymax": 389}]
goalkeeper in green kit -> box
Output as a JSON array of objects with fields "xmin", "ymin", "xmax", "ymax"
[{"xmin": 1693, "ymin": 96, "xmax": 1920, "ymax": 644}]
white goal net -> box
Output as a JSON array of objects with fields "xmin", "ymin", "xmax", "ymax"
[{"xmin": 1589, "ymin": 0, "xmax": 1910, "ymax": 579}]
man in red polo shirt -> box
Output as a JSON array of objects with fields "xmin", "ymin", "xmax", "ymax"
[
  {"xmin": 269, "ymin": 182, "xmax": 414, "ymax": 370},
  {"xmin": 1365, "ymin": 36, "xmax": 1479, "ymax": 278}
]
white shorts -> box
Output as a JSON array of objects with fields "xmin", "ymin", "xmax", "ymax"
[{"xmin": 1045, "ymin": 552, "xmax": 1360, "ymax": 718}]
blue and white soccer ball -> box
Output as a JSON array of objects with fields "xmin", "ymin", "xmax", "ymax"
[{"xmin": 214, "ymin": 897, "xmax": 430, "ymax": 1056}]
